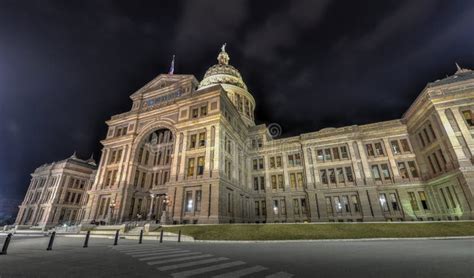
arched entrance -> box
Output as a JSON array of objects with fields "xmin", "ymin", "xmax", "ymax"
[{"xmin": 126, "ymin": 128, "xmax": 175, "ymax": 222}]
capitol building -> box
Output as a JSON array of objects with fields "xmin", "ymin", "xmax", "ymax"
[{"xmin": 15, "ymin": 46, "xmax": 474, "ymax": 227}]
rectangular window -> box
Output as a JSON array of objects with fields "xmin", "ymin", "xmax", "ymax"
[
  {"xmin": 192, "ymin": 108, "xmax": 199, "ymax": 118},
  {"xmin": 437, "ymin": 149, "xmax": 447, "ymax": 170},
  {"xmin": 400, "ymin": 139, "xmax": 411, "ymax": 152},
  {"xmin": 288, "ymin": 155, "xmax": 295, "ymax": 167},
  {"xmin": 294, "ymin": 153, "xmax": 301, "ymax": 166},
  {"xmin": 342, "ymin": 195, "xmax": 350, "ymax": 213},
  {"xmin": 432, "ymin": 153, "xmax": 442, "ymax": 172},
  {"xmin": 260, "ymin": 176, "xmax": 265, "ymax": 191},
  {"xmin": 345, "ymin": 167, "xmax": 354, "ymax": 182},
  {"xmin": 340, "ymin": 146, "xmax": 349, "ymax": 159},
  {"xmin": 324, "ymin": 149, "xmax": 332, "ymax": 160},
  {"xmin": 336, "ymin": 168, "xmax": 344, "ymax": 183},
  {"xmin": 329, "ymin": 169, "xmax": 336, "ymax": 184},
  {"xmin": 389, "ymin": 193, "xmax": 399, "ymax": 211},
  {"xmin": 351, "ymin": 195, "xmax": 360, "ymax": 212},
  {"xmin": 372, "ymin": 165, "xmax": 381, "ymax": 180},
  {"xmin": 273, "ymin": 200, "xmax": 279, "ymax": 215},
  {"xmin": 301, "ymin": 198, "xmax": 307, "ymax": 214},
  {"xmin": 418, "ymin": 191, "xmax": 429, "ymax": 210},
  {"xmin": 296, "ymin": 172, "xmax": 304, "ymax": 188},
  {"xmin": 276, "ymin": 156, "xmax": 282, "ymax": 168},
  {"xmin": 190, "ymin": 134, "xmax": 197, "ymax": 148},
  {"xmin": 391, "ymin": 140, "xmax": 401, "ymax": 155},
  {"xmin": 380, "ymin": 164, "xmax": 391, "ymax": 180},
  {"xmin": 317, "ymin": 150, "xmax": 324, "ymax": 161},
  {"xmin": 332, "ymin": 148, "xmax": 340, "ymax": 160},
  {"xmin": 261, "ymin": 201, "xmax": 266, "ymax": 216},
  {"xmin": 270, "ymin": 157, "xmax": 275, "ymax": 168},
  {"xmin": 379, "ymin": 193, "xmax": 389, "ymax": 212},
  {"xmin": 281, "ymin": 199, "xmax": 287, "ymax": 215},
  {"xmin": 320, "ymin": 170, "xmax": 328, "ymax": 184},
  {"xmin": 200, "ymin": 105, "xmax": 207, "ymax": 116},
  {"xmin": 278, "ymin": 174, "xmax": 284, "ymax": 189},
  {"xmin": 253, "ymin": 159, "xmax": 258, "ymax": 171},
  {"xmin": 259, "ymin": 158, "xmax": 264, "ymax": 170},
  {"xmin": 427, "ymin": 156, "xmax": 437, "ymax": 174},
  {"xmin": 198, "ymin": 132, "xmax": 206, "ymax": 147},
  {"xmin": 187, "ymin": 158, "xmax": 195, "ymax": 176},
  {"xmin": 253, "ymin": 177, "xmax": 259, "ymax": 191},
  {"xmin": 440, "ymin": 188, "xmax": 450, "ymax": 209},
  {"xmin": 445, "ymin": 187, "xmax": 457, "ymax": 208},
  {"xmin": 255, "ymin": 201, "xmax": 260, "ymax": 216},
  {"xmin": 271, "ymin": 175, "xmax": 277, "ymax": 190},
  {"xmin": 396, "ymin": 162, "xmax": 408, "ymax": 179},
  {"xmin": 366, "ymin": 144, "xmax": 375, "ymax": 156},
  {"xmin": 334, "ymin": 197, "xmax": 342, "ymax": 213},
  {"xmin": 195, "ymin": 190, "xmax": 202, "ymax": 212},
  {"xmin": 197, "ymin": 156, "xmax": 205, "ymax": 175},
  {"xmin": 374, "ymin": 142, "xmax": 384, "ymax": 156},
  {"xmin": 407, "ymin": 161, "xmax": 419, "ymax": 178},
  {"xmin": 290, "ymin": 173, "xmax": 296, "ymax": 190},
  {"xmin": 408, "ymin": 192, "xmax": 419, "ymax": 211},
  {"xmin": 325, "ymin": 197, "xmax": 333, "ymax": 215},
  {"xmin": 185, "ymin": 191, "xmax": 193, "ymax": 212}
]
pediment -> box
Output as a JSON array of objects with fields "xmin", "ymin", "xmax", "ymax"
[{"xmin": 130, "ymin": 74, "xmax": 198, "ymax": 99}]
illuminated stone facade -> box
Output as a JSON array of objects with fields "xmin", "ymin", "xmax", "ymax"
[
  {"xmin": 17, "ymin": 47, "xmax": 474, "ymax": 226},
  {"xmin": 15, "ymin": 154, "xmax": 96, "ymax": 227}
]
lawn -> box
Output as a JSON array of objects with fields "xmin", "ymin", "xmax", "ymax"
[{"xmin": 162, "ymin": 222, "xmax": 474, "ymax": 240}]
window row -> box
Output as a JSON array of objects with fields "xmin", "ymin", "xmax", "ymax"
[
  {"xmin": 189, "ymin": 132, "xmax": 206, "ymax": 149},
  {"xmin": 418, "ymin": 122, "xmax": 437, "ymax": 148},
  {"xmin": 397, "ymin": 161, "xmax": 419, "ymax": 179},
  {"xmin": 253, "ymin": 176, "xmax": 265, "ymax": 192},
  {"xmin": 68, "ymin": 177, "xmax": 86, "ymax": 189},
  {"xmin": 366, "ymin": 141, "xmax": 386, "ymax": 157},
  {"xmin": 379, "ymin": 193, "xmax": 400, "ymax": 213},
  {"xmin": 320, "ymin": 166, "xmax": 354, "ymax": 185},
  {"xmin": 184, "ymin": 190, "xmax": 202, "ymax": 213},
  {"xmin": 114, "ymin": 126, "xmax": 128, "ymax": 137},
  {"xmin": 408, "ymin": 191, "xmax": 429, "ymax": 211},
  {"xmin": 109, "ymin": 149, "xmax": 123, "ymax": 164},
  {"xmin": 64, "ymin": 191, "xmax": 82, "ymax": 205},
  {"xmin": 316, "ymin": 145, "xmax": 349, "ymax": 162},
  {"xmin": 427, "ymin": 149, "xmax": 447, "ymax": 175},
  {"xmin": 326, "ymin": 195, "xmax": 360, "ymax": 216},
  {"xmin": 390, "ymin": 138, "xmax": 411, "ymax": 155},
  {"xmin": 191, "ymin": 104, "xmax": 208, "ymax": 119},
  {"xmin": 187, "ymin": 157, "xmax": 205, "ymax": 177}
]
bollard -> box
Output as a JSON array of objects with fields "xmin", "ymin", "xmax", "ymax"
[
  {"xmin": 159, "ymin": 229, "xmax": 163, "ymax": 243},
  {"xmin": 83, "ymin": 231, "xmax": 90, "ymax": 248},
  {"xmin": 1, "ymin": 233, "xmax": 13, "ymax": 255},
  {"xmin": 113, "ymin": 230, "xmax": 119, "ymax": 246},
  {"xmin": 178, "ymin": 229, "xmax": 181, "ymax": 243},
  {"xmin": 139, "ymin": 229, "xmax": 143, "ymax": 244},
  {"xmin": 46, "ymin": 231, "xmax": 56, "ymax": 251}
]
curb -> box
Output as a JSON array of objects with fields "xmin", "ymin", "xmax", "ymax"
[{"xmin": 193, "ymin": 236, "xmax": 474, "ymax": 243}]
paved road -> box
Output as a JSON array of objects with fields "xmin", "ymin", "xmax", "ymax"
[{"xmin": 0, "ymin": 235, "xmax": 473, "ymax": 277}]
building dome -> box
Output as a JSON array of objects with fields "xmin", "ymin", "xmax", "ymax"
[
  {"xmin": 198, "ymin": 46, "xmax": 248, "ymax": 90},
  {"xmin": 199, "ymin": 44, "xmax": 256, "ymax": 127}
]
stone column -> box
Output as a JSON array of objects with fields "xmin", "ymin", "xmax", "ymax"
[{"xmin": 147, "ymin": 194, "xmax": 155, "ymax": 220}]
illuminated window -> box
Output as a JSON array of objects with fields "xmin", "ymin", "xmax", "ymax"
[
  {"xmin": 273, "ymin": 200, "xmax": 279, "ymax": 215},
  {"xmin": 271, "ymin": 175, "xmax": 277, "ymax": 190},
  {"xmin": 398, "ymin": 162, "xmax": 409, "ymax": 179},
  {"xmin": 198, "ymin": 132, "xmax": 206, "ymax": 147},
  {"xmin": 372, "ymin": 165, "xmax": 381, "ymax": 180},
  {"xmin": 187, "ymin": 158, "xmax": 195, "ymax": 176},
  {"xmin": 278, "ymin": 174, "xmax": 284, "ymax": 189},
  {"xmin": 334, "ymin": 197, "xmax": 342, "ymax": 213},
  {"xmin": 316, "ymin": 150, "xmax": 324, "ymax": 161},
  {"xmin": 391, "ymin": 140, "xmax": 401, "ymax": 155},
  {"xmin": 379, "ymin": 193, "xmax": 389, "ymax": 212},
  {"xmin": 200, "ymin": 105, "xmax": 207, "ymax": 116},
  {"xmin": 197, "ymin": 156, "xmax": 205, "ymax": 175},
  {"xmin": 324, "ymin": 149, "xmax": 332, "ymax": 160},
  {"xmin": 185, "ymin": 191, "xmax": 193, "ymax": 212},
  {"xmin": 276, "ymin": 156, "xmax": 282, "ymax": 168}
]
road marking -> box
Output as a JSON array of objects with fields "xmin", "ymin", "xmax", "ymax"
[
  {"xmin": 158, "ymin": 257, "xmax": 229, "ymax": 271},
  {"xmin": 129, "ymin": 249, "xmax": 185, "ymax": 257},
  {"xmin": 124, "ymin": 248, "xmax": 182, "ymax": 255},
  {"xmin": 132, "ymin": 250, "xmax": 189, "ymax": 258},
  {"xmin": 115, "ymin": 247, "xmax": 176, "ymax": 252},
  {"xmin": 114, "ymin": 246, "xmax": 174, "ymax": 250},
  {"xmin": 265, "ymin": 272, "xmax": 294, "ymax": 278},
  {"xmin": 212, "ymin": 265, "xmax": 268, "ymax": 278},
  {"xmin": 171, "ymin": 261, "xmax": 246, "ymax": 278},
  {"xmin": 144, "ymin": 252, "xmax": 203, "ymax": 262},
  {"xmin": 143, "ymin": 254, "xmax": 211, "ymax": 264}
]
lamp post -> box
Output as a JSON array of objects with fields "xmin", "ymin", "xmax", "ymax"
[{"xmin": 160, "ymin": 194, "xmax": 172, "ymax": 225}]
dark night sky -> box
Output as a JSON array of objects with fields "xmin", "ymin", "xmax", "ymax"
[{"xmin": 1, "ymin": 0, "xmax": 474, "ymax": 205}]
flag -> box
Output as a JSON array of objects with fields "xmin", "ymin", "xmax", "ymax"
[{"xmin": 169, "ymin": 55, "xmax": 175, "ymax": 74}]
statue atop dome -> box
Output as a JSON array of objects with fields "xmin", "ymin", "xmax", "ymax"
[{"xmin": 217, "ymin": 43, "xmax": 230, "ymax": 65}]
